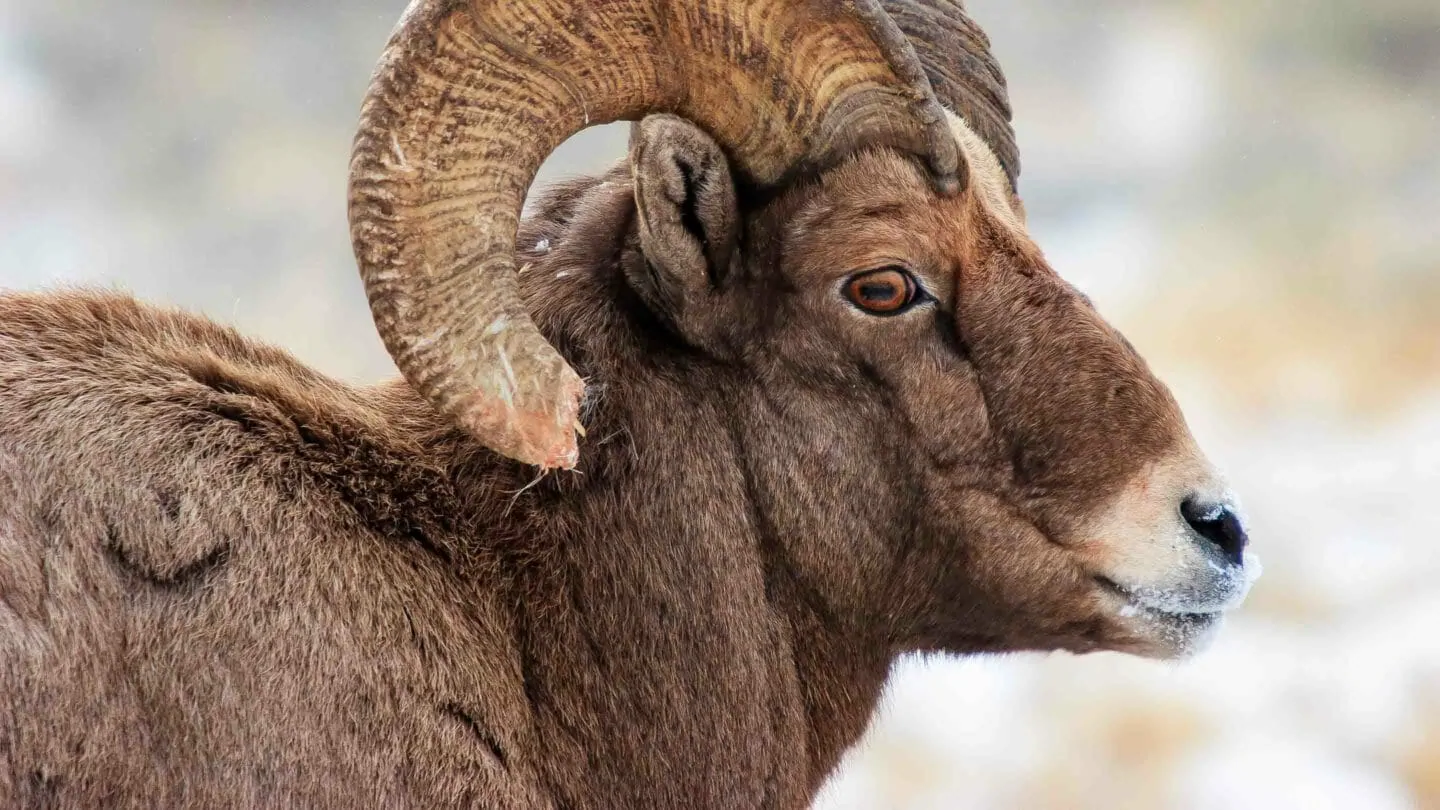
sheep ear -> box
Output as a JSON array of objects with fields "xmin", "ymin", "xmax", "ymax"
[{"xmin": 628, "ymin": 115, "xmax": 739, "ymax": 313}]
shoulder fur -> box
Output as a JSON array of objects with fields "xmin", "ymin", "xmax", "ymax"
[{"xmin": 0, "ymin": 289, "xmax": 476, "ymax": 581}]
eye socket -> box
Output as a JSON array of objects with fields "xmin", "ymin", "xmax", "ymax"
[{"xmin": 844, "ymin": 267, "xmax": 921, "ymax": 315}]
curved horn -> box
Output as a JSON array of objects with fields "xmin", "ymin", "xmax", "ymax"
[
  {"xmin": 882, "ymin": 0, "xmax": 1019, "ymax": 187},
  {"xmin": 349, "ymin": 0, "xmax": 962, "ymax": 468}
]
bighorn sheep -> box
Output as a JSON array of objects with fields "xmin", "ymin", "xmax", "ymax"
[{"xmin": 0, "ymin": 0, "xmax": 1259, "ymax": 807}]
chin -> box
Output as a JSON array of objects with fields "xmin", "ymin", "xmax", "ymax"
[
  {"xmin": 1086, "ymin": 581, "xmax": 1236, "ymax": 660},
  {"xmin": 1119, "ymin": 607, "xmax": 1228, "ymax": 660}
]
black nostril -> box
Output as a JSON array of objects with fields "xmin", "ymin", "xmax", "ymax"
[{"xmin": 1181, "ymin": 497, "xmax": 1248, "ymax": 566}]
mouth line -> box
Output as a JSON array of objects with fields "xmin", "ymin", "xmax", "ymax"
[{"xmin": 1093, "ymin": 576, "xmax": 1224, "ymax": 621}]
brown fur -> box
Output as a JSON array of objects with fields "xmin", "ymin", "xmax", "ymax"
[{"xmin": 0, "ymin": 147, "xmax": 1199, "ymax": 808}]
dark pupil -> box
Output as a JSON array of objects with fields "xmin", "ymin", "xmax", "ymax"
[{"xmin": 859, "ymin": 281, "xmax": 897, "ymax": 304}]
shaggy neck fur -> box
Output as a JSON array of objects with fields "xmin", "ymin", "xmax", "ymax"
[
  {"xmin": 0, "ymin": 170, "xmax": 894, "ymax": 809},
  {"xmin": 363, "ymin": 168, "xmax": 897, "ymax": 804}
]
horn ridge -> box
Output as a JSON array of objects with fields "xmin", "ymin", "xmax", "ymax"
[{"xmin": 349, "ymin": 0, "xmax": 965, "ymax": 467}]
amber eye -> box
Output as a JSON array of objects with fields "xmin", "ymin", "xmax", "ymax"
[{"xmin": 844, "ymin": 267, "xmax": 920, "ymax": 315}]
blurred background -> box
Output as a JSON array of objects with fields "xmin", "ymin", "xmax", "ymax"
[{"xmin": 1, "ymin": 0, "xmax": 1437, "ymax": 807}]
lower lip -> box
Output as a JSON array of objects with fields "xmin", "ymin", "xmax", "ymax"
[
  {"xmin": 1126, "ymin": 603, "xmax": 1221, "ymax": 629},
  {"xmin": 1097, "ymin": 577, "xmax": 1224, "ymax": 625}
]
